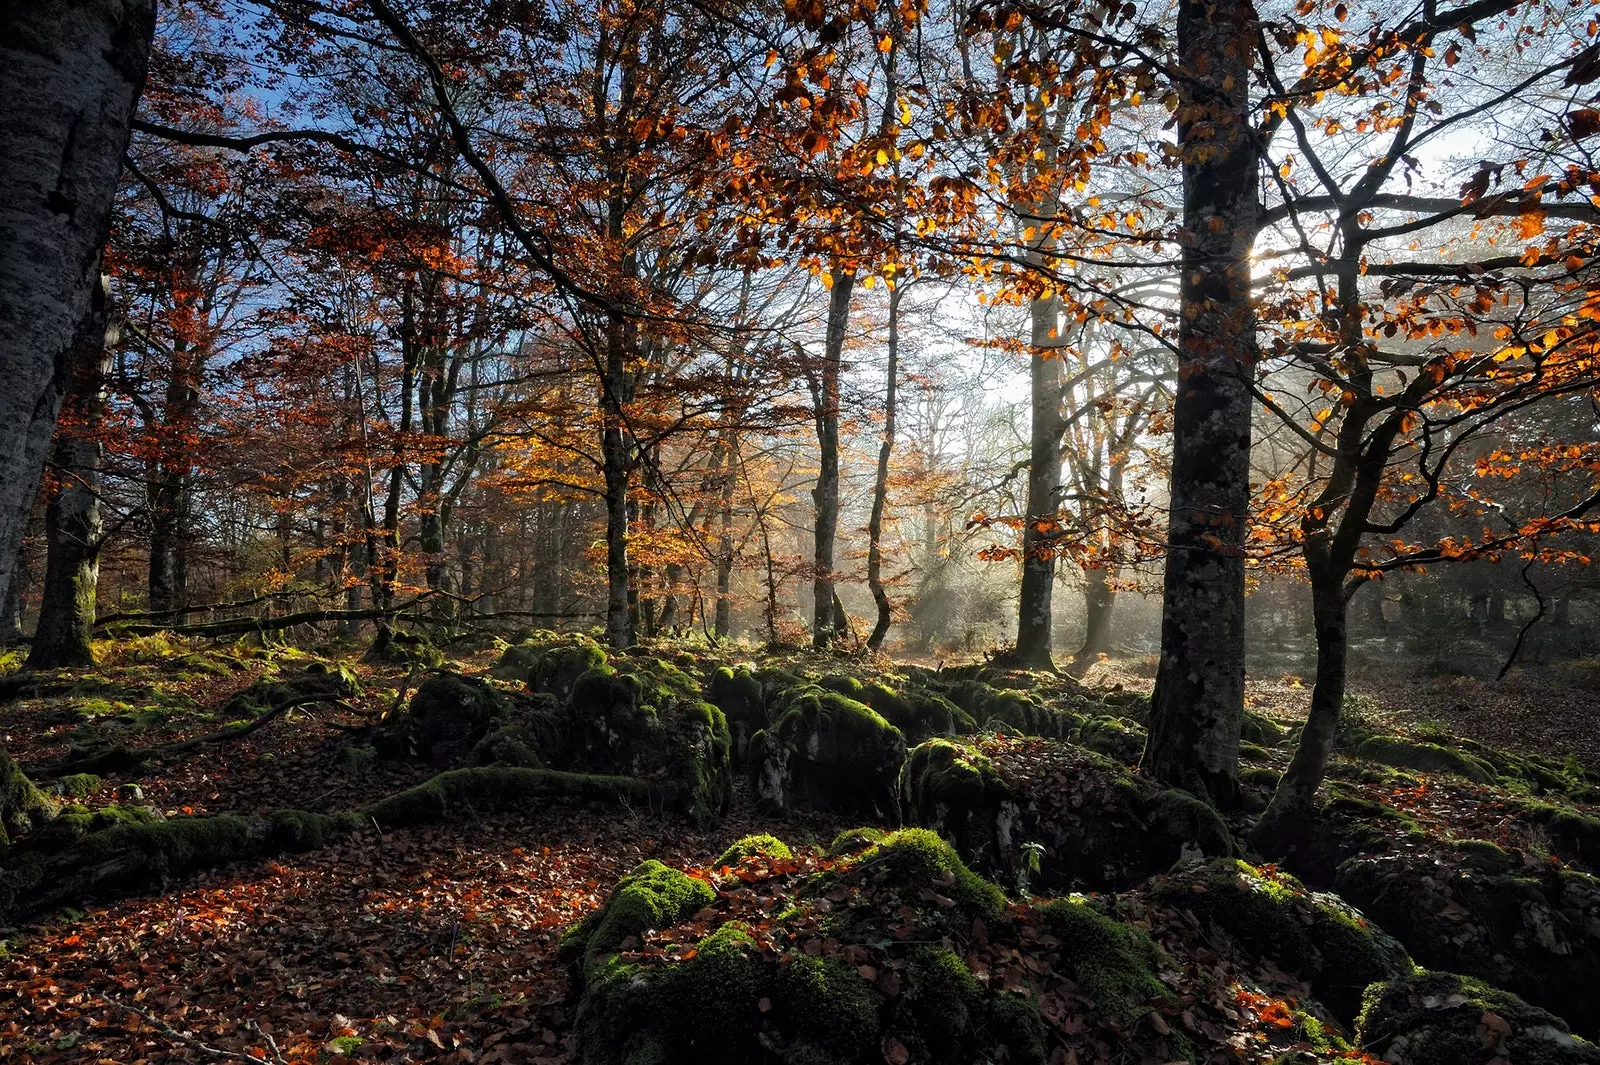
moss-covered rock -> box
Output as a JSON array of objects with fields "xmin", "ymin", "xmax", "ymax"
[
  {"xmin": 749, "ymin": 690, "xmax": 904, "ymax": 822},
  {"xmin": 1036, "ymin": 897, "xmax": 1172, "ymax": 1023},
  {"xmin": 529, "ymin": 636, "xmax": 609, "ymax": 700},
  {"xmin": 860, "ymin": 682, "xmax": 973, "ymax": 745},
  {"xmin": 1355, "ymin": 735, "xmax": 1497, "ymax": 783},
  {"xmin": 706, "ymin": 665, "xmax": 766, "ymax": 767},
  {"xmin": 803, "ymin": 828, "xmax": 1007, "ymax": 937},
  {"xmin": 1512, "ymin": 798, "xmax": 1600, "ymax": 871},
  {"xmin": 1335, "ymin": 854, "xmax": 1600, "ymax": 1037},
  {"xmin": 825, "ymin": 826, "xmax": 887, "ymax": 857},
  {"xmin": 374, "ymin": 672, "xmax": 510, "ymax": 765},
  {"xmin": 899, "ymin": 739, "xmax": 1021, "ymax": 872},
  {"xmin": 561, "ymin": 661, "xmax": 732, "ymax": 825},
  {"xmin": 1241, "ymin": 709, "xmax": 1288, "ymax": 747},
  {"xmin": 569, "ymin": 829, "xmax": 1058, "ymax": 1065},
  {"xmin": 562, "ymin": 858, "xmax": 717, "ymax": 984},
  {"xmin": 1076, "ymin": 715, "xmax": 1146, "ymax": 763},
  {"xmin": 900, "ymin": 737, "xmax": 1233, "ymax": 893},
  {"xmin": 470, "ymin": 723, "xmax": 543, "ymax": 768},
  {"xmin": 52, "ymin": 773, "xmax": 103, "ymax": 799},
  {"xmin": 1357, "ymin": 971, "xmax": 1600, "ymax": 1064},
  {"xmin": 1152, "ymin": 858, "xmax": 1412, "ymax": 1022},
  {"xmin": 362, "ymin": 627, "xmax": 444, "ymax": 668},
  {"xmin": 715, "ymin": 833, "xmax": 792, "ymax": 868},
  {"xmin": 0, "ymin": 750, "xmax": 57, "ymax": 849}
]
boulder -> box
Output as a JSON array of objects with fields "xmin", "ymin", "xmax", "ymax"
[
  {"xmin": 0, "ymin": 751, "xmax": 57, "ymax": 848},
  {"xmin": 374, "ymin": 672, "xmax": 510, "ymax": 766},
  {"xmin": 1334, "ymin": 853, "xmax": 1600, "ymax": 1037},
  {"xmin": 1151, "ymin": 858, "xmax": 1413, "ymax": 1023},
  {"xmin": 1357, "ymin": 971, "xmax": 1600, "ymax": 1065},
  {"xmin": 860, "ymin": 681, "xmax": 974, "ymax": 745},
  {"xmin": 705, "ymin": 665, "xmax": 766, "ymax": 767},
  {"xmin": 747, "ymin": 688, "xmax": 904, "ymax": 821},
  {"xmin": 561, "ymin": 661, "xmax": 732, "ymax": 825},
  {"xmin": 899, "ymin": 736, "xmax": 1235, "ymax": 893}
]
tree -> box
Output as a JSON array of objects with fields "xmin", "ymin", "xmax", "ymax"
[
  {"xmin": 0, "ymin": 0, "xmax": 154, "ymax": 625},
  {"xmin": 28, "ymin": 278, "xmax": 115, "ymax": 669}
]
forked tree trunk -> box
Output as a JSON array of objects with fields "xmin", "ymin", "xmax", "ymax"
[
  {"xmin": 812, "ymin": 269, "xmax": 854, "ymax": 649},
  {"xmin": 1014, "ymin": 292, "xmax": 1065, "ymax": 669},
  {"xmin": 29, "ymin": 278, "xmax": 113, "ymax": 669},
  {"xmin": 0, "ymin": 0, "xmax": 154, "ymax": 615},
  {"xmin": 1142, "ymin": 0, "xmax": 1260, "ymax": 805}
]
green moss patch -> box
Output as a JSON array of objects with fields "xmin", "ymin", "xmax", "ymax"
[
  {"xmin": 1358, "ymin": 971, "xmax": 1600, "ymax": 1064},
  {"xmin": 1152, "ymin": 859, "xmax": 1412, "ymax": 1023},
  {"xmin": 1355, "ymin": 735, "xmax": 1497, "ymax": 784},
  {"xmin": 748, "ymin": 689, "xmax": 904, "ymax": 821},
  {"xmin": 714, "ymin": 834, "xmax": 792, "ymax": 868}
]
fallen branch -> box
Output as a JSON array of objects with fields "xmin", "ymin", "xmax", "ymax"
[{"xmin": 100, "ymin": 992, "xmax": 289, "ymax": 1064}]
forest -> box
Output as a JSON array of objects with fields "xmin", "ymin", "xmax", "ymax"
[{"xmin": 3, "ymin": 0, "xmax": 1600, "ymax": 1062}]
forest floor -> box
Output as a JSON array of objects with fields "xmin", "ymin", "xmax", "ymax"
[{"xmin": 2, "ymin": 639, "xmax": 1598, "ymax": 1064}]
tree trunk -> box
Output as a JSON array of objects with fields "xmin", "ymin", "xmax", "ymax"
[
  {"xmin": 1072, "ymin": 565, "xmax": 1116, "ymax": 670},
  {"xmin": 867, "ymin": 284, "xmax": 902, "ymax": 650},
  {"xmin": 1142, "ymin": 0, "xmax": 1260, "ymax": 805},
  {"xmin": 812, "ymin": 269, "xmax": 854, "ymax": 649},
  {"xmin": 28, "ymin": 277, "xmax": 113, "ymax": 669},
  {"xmin": 601, "ymin": 308, "xmax": 635, "ymax": 648},
  {"xmin": 1015, "ymin": 292, "xmax": 1065, "ymax": 668},
  {"xmin": 0, "ymin": 0, "xmax": 152, "ymax": 618},
  {"xmin": 1255, "ymin": 563, "xmax": 1348, "ymax": 843}
]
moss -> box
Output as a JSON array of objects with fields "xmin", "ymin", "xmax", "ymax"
[
  {"xmin": 530, "ymin": 638, "xmax": 609, "ymax": 700},
  {"xmin": 706, "ymin": 666, "xmax": 766, "ymax": 767},
  {"xmin": 562, "ymin": 662, "xmax": 732, "ymax": 826},
  {"xmin": 0, "ymin": 750, "xmax": 58, "ymax": 848},
  {"xmin": 568, "ymin": 859, "xmax": 717, "ymax": 983},
  {"xmin": 363, "ymin": 766, "xmax": 656, "ymax": 829},
  {"xmin": 816, "ymin": 673, "xmax": 865, "ymax": 698},
  {"xmin": 861, "ymin": 682, "xmax": 967, "ymax": 745},
  {"xmin": 375, "ymin": 672, "xmax": 510, "ymax": 765},
  {"xmin": 771, "ymin": 953, "xmax": 879, "ymax": 1063},
  {"xmin": 1512, "ymin": 799, "xmax": 1600, "ymax": 868},
  {"xmin": 53, "ymin": 774, "xmax": 103, "ymax": 800},
  {"xmin": 899, "ymin": 739, "xmax": 1020, "ymax": 871},
  {"xmin": 1153, "ymin": 859, "xmax": 1411, "ymax": 1024},
  {"xmin": 1455, "ymin": 838, "xmax": 1516, "ymax": 876},
  {"xmin": 1077, "ymin": 715, "xmax": 1147, "ymax": 763},
  {"xmin": 825, "ymin": 826, "xmax": 886, "ymax": 856},
  {"xmin": 1037, "ymin": 897, "xmax": 1170, "ymax": 1022},
  {"xmin": 470, "ymin": 723, "xmax": 543, "ymax": 768},
  {"xmin": 1241, "ymin": 710, "xmax": 1288, "ymax": 748},
  {"xmin": 1241, "ymin": 765, "xmax": 1282, "ymax": 790},
  {"xmin": 1355, "ymin": 735, "xmax": 1497, "ymax": 784},
  {"xmin": 1357, "ymin": 971, "xmax": 1600, "ymax": 1065},
  {"xmin": 1151, "ymin": 789, "xmax": 1236, "ymax": 861},
  {"xmin": 987, "ymin": 991, "xmax": 1049, "ymax": 1065},
  {"xmin": 809, "ymin": 828, "xmax": 1006, "ymax": 935},
  {"xmin": 714, "ymin": 833, "xmax": 792, "ymax": 868},
  {"xmin": 750, "ymin": 690, "xmax": 905, "ymax": 821}
]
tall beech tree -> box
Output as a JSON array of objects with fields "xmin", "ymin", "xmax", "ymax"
[
  {"xmin": 0, "ymin": 0, "xmax": 154, "ymax": 623},
  {"xmin": 1140, "ymin": 0, "xmax": 1261, "ymax": 803}
]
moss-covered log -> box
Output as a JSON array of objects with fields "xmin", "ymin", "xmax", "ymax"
[{"xmin": 1, "ymin": 766, "xmax": 656, "ymax": 919}]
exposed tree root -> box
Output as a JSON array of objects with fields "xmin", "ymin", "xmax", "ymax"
[{"xmin": 0, "ymin": 766, "xmax": 658, "ymax": 919}]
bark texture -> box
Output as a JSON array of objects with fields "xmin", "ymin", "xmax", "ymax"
[
  {"xmin": 28, "ymin": 277, "xmax": 113, "ymax": 669},
  {"xmin": 1142, "ymin": 0, "xmax": 1259, "ymax": 804},
  {"xmin": 0, "ymin": 0, "xmax": 154, "ymax": 615},
  {"xmin": 811, "ymin": 269, "xmax": 854, "ymax": 649},
  {"xmin": 1014, "ymin": 292, "xmax": 1066, "ymax": 668}
]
